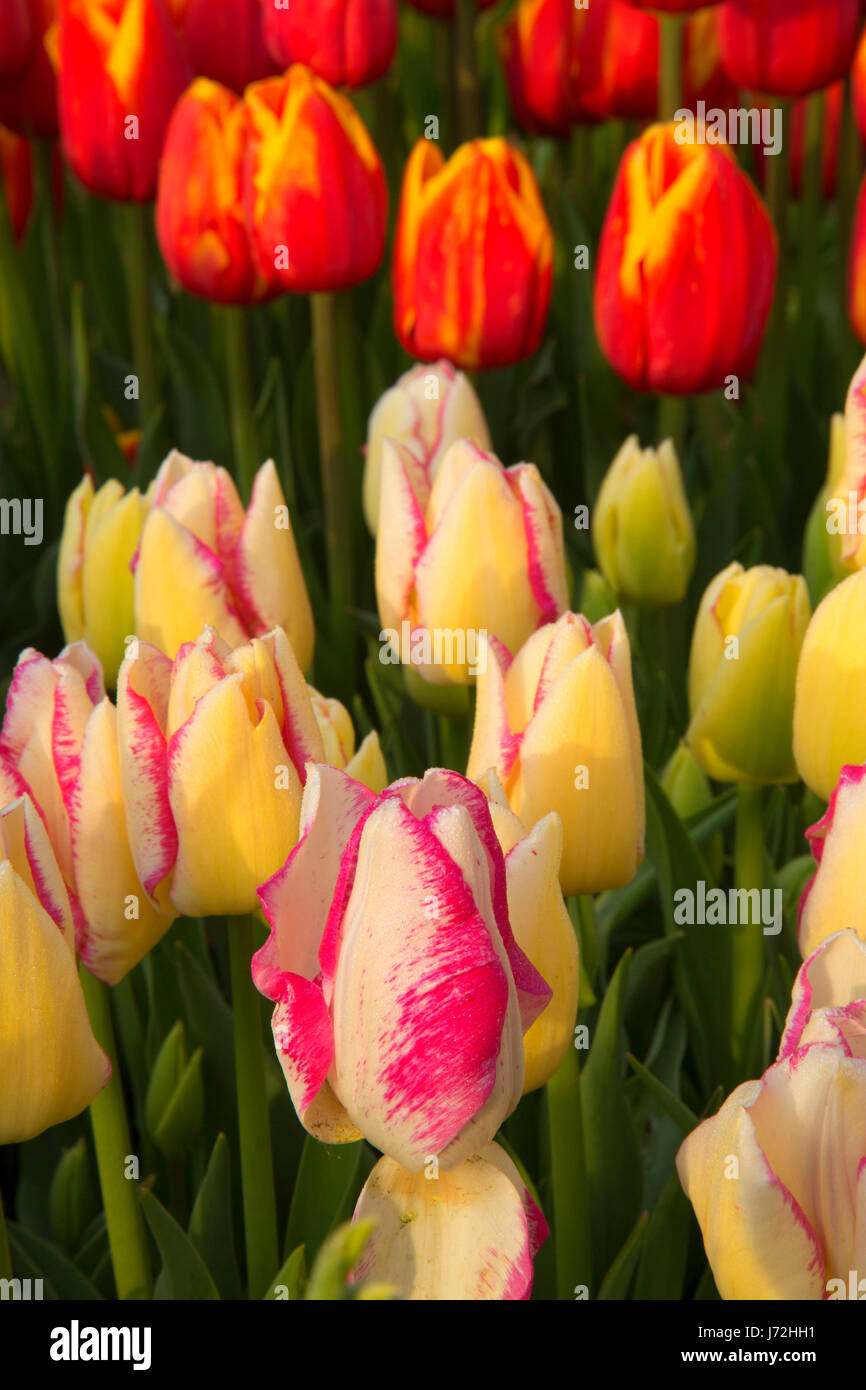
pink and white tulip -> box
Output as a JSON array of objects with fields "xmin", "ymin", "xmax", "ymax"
[
  {"xmin": 253, "ymin": 765, "xmax": 552, "ymax": 1169},
  {"xmin": 676, "ymin": 929, "xmax": 866, "ymax": 1299},
  {"xmin": 799, "ymin": 761, "xmax": 866, "ymax": 960},
  {"xmin": 352, "ymin": 1141, "xmax": 548, "ymax": 1300}
]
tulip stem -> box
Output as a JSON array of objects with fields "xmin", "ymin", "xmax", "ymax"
[
  {"xmin": 312, "ymin": 291, "xmax": 353, "ymax": 659},
  {"xmin": 229, "ymin": 916, "xmax": 279, "ymax": 1299},
  {"xmin": 222, "ymin": 305, "xmax": 260, "ymax": 500},
  {"xmin": 547, "ymin": 1038, "xmax": 592, "ymax": 1300},
  {"xmin": 658, "ymin": 16, "xmax": 684, "ymax": 122},
  {"xmin": 453, "ymin": 0, "xmax": 482, "ymax": 142},
  {"xmin": 0, "ymin": 1188, "xmax": 12, "ymax": 1282},
  {"xmin": 79, "ymin": 967, "xmax": 152, "ymax": 1300},
  {"xmin": 732, "ymin": 785, "xmax": 766, "ymax": 1083},
  {"xmin": 797, "ymin": 91, "xmax": 824, "ymax": 397},
  {"xmin": 756, "ymin": 101, "xmax": 790, "ymax": 493},
  {"xmin": 658, "ymin": 395, "xmax": 687, "ymax": 456},
  {"xmin": 839, "ymin": 78, "xmax": 863, "ymax": 386},
  {"xmin": 115, "ymin": 202, "xmax": 159, "ymax": 428}
]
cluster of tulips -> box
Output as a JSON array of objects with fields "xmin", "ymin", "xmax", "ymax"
[{"xmin": 3, "ymin": 0, "xmax": 866, "ymax": 1308}]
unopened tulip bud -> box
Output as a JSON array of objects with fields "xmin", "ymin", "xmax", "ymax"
[
  {"xmin": 363, "ymin": 360, "xmax": 491, "ymax": 534},
  {"xmin": 794, "ymin": 567, "xmax": 866, "ymax": 800},
  {"xmin": 168, "ymin": 0, "xmax": 275, "ymax": 94},
  {"xmin": 263, "ymin": 0, "xmax": 398, "ymax": 90},
  {"xmin": 309, "ymin": 687, "xmax": 388, "ymax": 793},
  {"xmin": 687, "ymin": 564, "xmax": 811, "ymax": 784},
  {"xmin": 592, "ymin": 436, "xmax": 695, "ymax": 607},
  {"xmin": 719, "ymin": 0, "xmax": 859, "ymax": 99}
]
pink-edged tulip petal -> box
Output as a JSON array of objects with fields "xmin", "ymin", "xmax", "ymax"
[
  {"xmin": 466, "ymin": 635, "xmax": 519, "ymax": 782},
  {"xmin": 352, "ymin": 1141, "xmax": 539, "ymax": 1300},
  {"xmin": 73, "ymin": 700, "xmax": 177, "ymax": 986},
  {"xmin": 781, "ymin": 929, "xmax": 866, "ymax": 1058},
  {"xmin": 798, "ymin": 763, "xmax": 866, "ymax": 960},
  {"xmin": 233, "ymin": 460, "xmax": 315, "ymax": 673},
  {"xmin": 134, "ymin": 504, "xmax": 248, "ymax": 656},
  {"xmin": 507, "ymin": 464, "xmax": 568, "ymax": 626},
  {"xmin": 330, "ymin": 796, "xmax": 513, "ymax": 1170},
  {"xmin": 676, "ymin": 1077, "xmax": 827, "ymax": 1299},
  {"xmin": 270, "ymin": 971, "xmax": 361, "ymax": 1143},
  {"xmin": 258, "ymin": 627, "xmax": 324, "ymax": 775},
  {"xmin": 254, "ymin": 763, "xmax": 377, "ymax": 998},
  {"xmin": 374, "ymin": 440, "xmax": 428, "ymax": 633},
  {"xmin": 116, "ymin": 641, "xmax": 177, "ymax": 909},
  {"xmin": 0, "ymin": 795, "xmax": 75, "ymax": 945}
]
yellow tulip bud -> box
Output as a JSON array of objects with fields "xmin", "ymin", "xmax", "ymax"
[
  {"xmin": 308, "ymin": 686, "xmax": 389, "ymax": 793},
  {"xmin": 592, "ymin": 436, "xmax": 695, "ymax": 607},
  {"xmin": 57, "ymin": 475, "xmax": 149, "ymax": 687},
  {"xmin": 0, "ymin": 799, "xmax": 109, "ymax": 1144},
  {"xmin": 467, "ymin": 610, "xmax": 644, "ymax": 895},
  {"xmin": 687, "ymin": 563, "xmax": 811, "ymax": 784},
  {"xmin": 794, "ymin": 567, "xmax": 866, "ymax": 800}
]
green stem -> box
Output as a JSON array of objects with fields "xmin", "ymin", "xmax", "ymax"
[
  {"xmin": 0, "ymin": 1187, "xmax": 12, "ymax": 1281},
  {"xmin": 756, "ymin": 101, "xmax": 790, "ymax": 493},
  {"xmin": 797, "ymin": 92, "xmax": 824, "ymax": 396},
  {"xmin": 839, "ymin": 78, "xmax": 863, "ymax": 390},
  {"xmin": 115, "ymin": 202, "xmax": 159, "ymax": 427},
  {"xmin": 732, "ymin": 784, "xmax": 766, "ymax": 1083},
  {"xmin": 658, "ymin": 394, "xmax": 687, "ymax": 456},
  {"xmin": 312, "ymin": 291, "xmax": 353, "ymax": 655},
  {"xmin": 80, "ymin": 968, "xmax": 152, "ymax": 1300},
  {"xmin": 229, "ymin": 916, "xmax": 279, "ymax": 1299},
  {"xmin": 221, "ymin": 305, "xmax": 260, "ymax": 500},
  {"xmin": 658, "ymin": 15, "xmax": 684, "ymax": 122},
  {"xmin": 547, "ymin": 1043, "xmax": 592, "ymax": 1300},
  {"xmin": 453, "ymin": 0, "xmax": 482, "ymax": 142}
]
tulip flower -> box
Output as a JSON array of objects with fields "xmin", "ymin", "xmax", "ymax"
[
  {"xmin": 0, "ymin": 0, "xmax": 57, "ymax": 138},
  {"xmin": 0, "ymin": 642, "xmax": 178, "ymax": 983},
  {"xmin": 363, "ymin": 360, "xmax": 491, "ymax": 533},
  {"xmin": 718, "ymin": 0, "xmax": 860, "ymax": 99},
  {"xmin": 798, "ymin": 764, "xmax": 866, "ymax": 961},
  {"xmin": 595, "ymin": 122, "xmax": 777, "ymax": 395},
  {"xmin": 467, "ymin": 610, "xmax": 645, "ymax": 896},
  {"xmin": 375, "ymin": 439, "xmax": 568, "ymax": 686},
  {"xmin": 793, "ymin": 567, "xmax": 866, "ymax": 800},
  {"xmin": 0, "ymin": 126, "xmax": 33, "ymax": 242},
  {"xmin": 496, "ymin": 0, "xmax": 610, "ymax": 135},
  {"xmin": 686, "ymin": 564, "xmax": 811, "ymax": 784},
  {"xmin": 263, "ymin": 0, "xmax": 398, "ymax": 90},
  {"xmin": 133, "ymin": 451, "xmax": 314, "ymax": 671},
  {"xmin": 57, "ymin": 474, "xmax": 150, "ymax": 687},
  {"xmin": 168, "ymin": 0, "xmax": 274, "ymax": 94},
  {"xmin": 480, "ymin": 772, "xmax": 579, "ymax": 1092},
  {"xmin": 393, "ymin": 138, "xmax": 553, "ymax": 370},
  {"xmin": 592, "ymin": 435, "xmax": 695, "ymax": 607},
  {"xmin": 0, "ymin": 797, "xmax": 110, "ymax": 1144},
  {"xmin": 243, "ymin": 66, "xmax": 387, "ymax": 294},
  {"xmin": 309, "ymin": 687, "xmax": 388, "ymax": 793},
  {"xmin": 56, "ymin": 0, "xmax": 191, "ymax": 202},
  {"xmin": 676, "ymin": 929, "xmax": 866, "ymax": 1299},
  {"xmin": 156, "ymin": 79, "xmax": 275, "ymax": 306},
  {"xmin": 116, "ymin": 625, "xmax": 327, "ymax": 919},
  {"xmin": 253, "ymin": 765, "xmax": 552, "ymax": 1167},
  {"xmin": 0, "ymin": 0, "xmax": 32, "ymax": 80},
  {"xmin": 352, "ymin": 1142, "xmax": 548, "ymax": 1300}
]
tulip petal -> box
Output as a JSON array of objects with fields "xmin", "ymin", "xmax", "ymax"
[
  {"xmin": 117, "ymin": 642, "xmax": 177, "ymax": 908},
  {"xmin": 233, "ymin": 460, "xmax": 315, "ymax": 673},
  {"xmin": 0, "ymin": 795, "xmax": 75, "ymax": 945},
  {"xmin": 798, "ymin": 764, "xmax": 866, "ymax": 960},
  {"xmin": 270, "ymin": 971, "xmax": 360, "ymax": 1143},
  {"xmin": 134, "ymin": 505, "xmax": 248, "ymax": 657},
  {"xmin": 374, "ymin": 440, "xmax": 428, "ymax": 632}
]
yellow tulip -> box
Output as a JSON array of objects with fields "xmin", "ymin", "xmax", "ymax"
[
  {"xmin": 798, "ymin": 763, "xmax": 866, "ymax": 959},
  {"xmin": 134, "ymin": 451, "xmax": 314, "ymax": 671},
  {"xmin": 676, "ymin": 930, "xmax": 866, "ymax": 1299},
  {"xmin": 687, "ymin": 563, "xmax": 811, "ymax": 784},
  {"xmin": 0, "ymin": 798, "xmax": 109, "ymax": 1144},
  {"xmin": 592, "ymin": 436, "xmax": 695, "ymax": 607},
  {"xmin": 117, "ymin": 624, "xmax": 326, "ymax": 919},
  {"xmin": 824, "ymin": 348, "xmax": 866, "ymax": 573},
  {"xmin": 467, "ymin": 610, "xmax": 644, "ymax": 895},
  {"xmin": 375, "ymin": 438, "xmax": 568, "ymax": 686},
  {"xmin": 363, "ymin": 359, "xmax": 491, "ymax": 534},
  {"xmin": 57, "ymin": 474, "xmax": 149, "ymax": 687},
  {"xmin": 481, "ymin": 773, "xmax": 579, "ymax": 1093},
  {"xmin": 308, "ymin": 688, "xmax": 388, "ymax": 793},
  {"xmin": 793, "ymin": 566, "xmax": 866, "ymax": 800}
]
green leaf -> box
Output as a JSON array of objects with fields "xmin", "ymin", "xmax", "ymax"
[
  {"xmin": 187, "ymin": 1134, "xmax": 242, "ymax": 1301},
  {"xmin": 304, "ymin": 1220, "xmax": 373, "ymax": 1301},
  {"xmin": 7, "ymin": 1224, "xmax": 101, "ymax": 1300},
  {"xmin": 263, "ymin": 1244, "xmax": 306, "ymax": 1301},
  {"xmin": 138, "ymin": 1190, "xmax": 220, "ymax": 1301},
  {"xmin": 580, "ymin": 950, "xmax": 642, "ymax": 1281},
  {"xmin": 145, "ymin": 1020, "xmax": 186, "ymax": 1142},
  {"xmin": 153, "ymin": 1048, "xmax": 205, "ymax": 1158},
  {"xmin": 49, "ymin": 1137, "xmax": 97, "ymax": 1252},
  {"xmin": 626, "ymin": 1053, "xmax": 698, "ymax": 1136},
  {"xmin": 284, "ymin": 1137, "xmax": 366, "ymax": 1264},
  {"xmin": 633, "ymin": 1175, "xmax": 693, "ymax": 1299},
  {"xmin": 596, "ymin": 1211, "xmax": 648, "ymax": 1300}
]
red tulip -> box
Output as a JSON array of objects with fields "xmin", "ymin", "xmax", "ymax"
[
  {"xmin": 243, "ymin": 66, "xmax": 387, "ymax": 293},
  {"xmin": 156, "ymin": 79, "xmax": 275, "ymax": 305},
  {"xmin": 719, "ymin": 0, "xmax": 860, "ymax": 99},
  {"xmin": 0, "ymin": 126, "xmax": 32, "ymax": 241},
  {"xmin": 595, "ymin": 122, "xmax": 777, "ymax": 395},
  {"xmin": 393, "ymin": 137, "xmax": 553, "ymax": 369},
  {"xmin": 263, "ymin": 0, "xmax": 398, "ymax": 90},
  {"xmin": 0, "ymin": 0, "xmax": 58, "ymax": 138},
  {"xmin": 168, "ymin": 0, "xmax": 275, "ymax": 94},
  {"xmin": 56, "ymin": 0, "xmax": 191, "ymax": 202}
]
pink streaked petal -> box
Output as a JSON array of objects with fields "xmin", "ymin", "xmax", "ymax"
[
  {"xmin": 466, "ymin": 636, "xmax": 520, "ymax": 785},
  {"xmin": 270, "ymin": 972, "xmax": 335, "ymax": 1121},
  {"xmin": 332, "ymin": 797, "xmax": 511, "ymax": 1169},
  {"xmin": 116, "ymin": 645, "xmax": 178, "ymax": 901},
  {"xmin": 264, "ymin": 627, "xmax": 323, "ymax": 777},
  {"xmin": 254, "ymin": 763, "xmax": 377, "ymax": 999},
  {"xmin": 0, "ymin": 649, "xmax": 55, "ymax": 764},
  {"xmin": 50, "ymin": 662, "xmax": 97, "ymax": 832},
  {"xmin": 57, "ymin": 641, "xmax": 105, "ymax": 706},
  {"xmin": 805, "ymin": 762, "xmax": 866, "ymax": 869},
  {"xmin": 374, "ymin": 440, "xmax": 428, "ymax": 628},
  {"xmin": 506, "ymin": 464, "xmax": 568, "ymax": 626}
]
